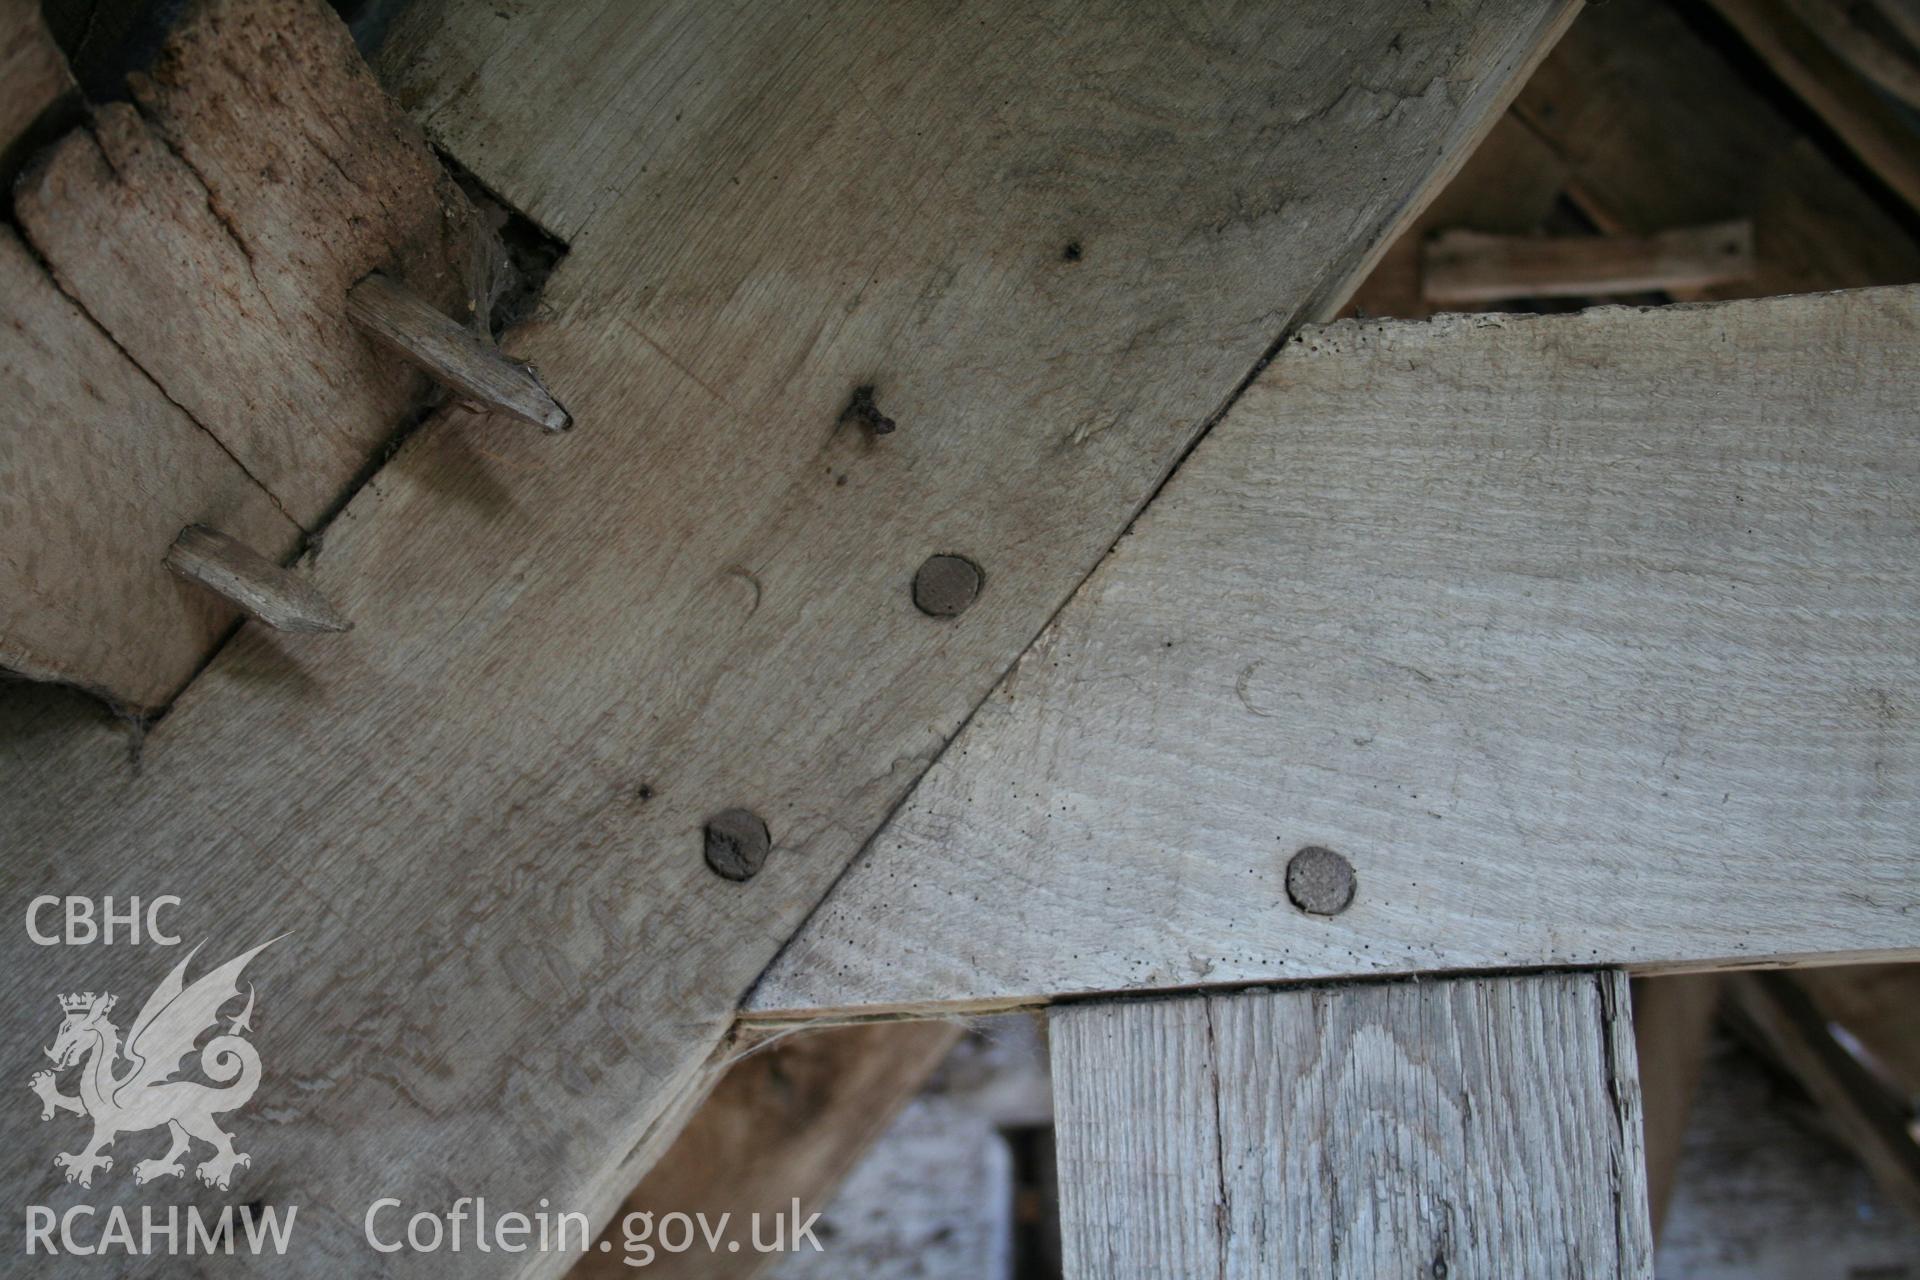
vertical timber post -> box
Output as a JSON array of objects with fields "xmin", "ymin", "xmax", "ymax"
[{"xmin": 1048, "ymin": 971, "xmax": 1654, "ymax": 1279}]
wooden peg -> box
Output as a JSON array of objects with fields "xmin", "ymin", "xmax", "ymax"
[
  {"xmin": 346, "ymin": 273, "xmax": 572, "ymax": 432},
  {"xmin": 165, "ymin": 526, "xmax": 351, "ymax": 633}
]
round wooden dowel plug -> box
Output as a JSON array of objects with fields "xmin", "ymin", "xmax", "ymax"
[
  {"xmin": 1286, "ymin": 845, "xmax": 1355, "ymax": 916},
  {"xmin": 912, "ymin": 555, "xmax": 983, "ymax": 618},
  {"xmin": 704, "ymin": 809, "xmax": 772, "ymax": 882}
]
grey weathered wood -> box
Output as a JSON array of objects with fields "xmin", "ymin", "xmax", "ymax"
[
  {"xmin": 347, "ymin": 273, "xmax": 571, "ymax": 432},
  {"xmin": 12, "ymin": 0, "xmax": 490, "ymax": 529},
  {"xmin": 0, "ymin": 229, "xmax": 303, "ymax": 710},
  {"xmin": 1050, "ymin": 972, "xmax": 1654, "ymax": 1279},
  {"xmin": 165, "ymin": 526, "xmax": 351, "ymax": 634},
  {"xmin": 1422, "ymin": 219, "xmax": 1753, "ymax": 303},
  {"xmin": 0, "ymin": 1, "xmax": 1577, "ymax": 1270},
  {"xmin": 753, "ymin": 286, "xmax": 1920, "ymax": 1019}
]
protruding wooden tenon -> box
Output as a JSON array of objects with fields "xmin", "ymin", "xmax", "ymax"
[
  {"xmin": 165, "ymin": 525, "xmax": 351, "ymax": 633},
  {"xmin": 346, "ymin": 273, "xmax": 571, "ymax": 432}
]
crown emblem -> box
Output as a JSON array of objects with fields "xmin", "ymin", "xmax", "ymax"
[{"xmin": 59, "ymin": 992, "xmax": 114, "ymax": 1015}]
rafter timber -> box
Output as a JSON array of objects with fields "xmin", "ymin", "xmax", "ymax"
[{"xmin": 752, "ymin": 285, "xmax": 1920, "ymax": 1022}]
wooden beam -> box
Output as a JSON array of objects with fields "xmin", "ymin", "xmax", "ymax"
[
  {"xmin": 1421, "ymin": 220, "xmax": 1754, "ymax": 304},
  {"xmin": 3, "ymin": 0, "xmax": 491, "ymax": 706},
  {"xmin": 1705, "ymin": 0, "xmax": 1920, "ymax": 215},
  {"xmin": 571, "ymin": 1022, "xmax": 961, "ymax": 1280},
  {"xmin": 1786, "ymin": 0, "xmax": 1920, "ymax": 111},
  {"xmin": 0, "ymin": 0, "xmax": 1579, "ymax": 1267},
  {"xmin": 752, "ymin": 285, "xmax": 1920, "ymax": 1020},
  {"xmin": 11, "ymin": 0, "xmax": 491, "ymax": 529},
  {"xmin": 0, "ymin": 229, "xmax": 302, "ymax": 709},
  {"xmin": 1631, "ymin": 974, "xmax": 1723, "ymax": 1240},
  {"xmin": 1513, "ymin": 0, "xmax": 1920, "ymax": 300},
  {"xmin": 1727, "ymin": 972, "xmax": 1920, "ymax": 1222},
  {"xmin": 1050, "ymin": 972, "xmax": 1653, "ymax": 1278}
]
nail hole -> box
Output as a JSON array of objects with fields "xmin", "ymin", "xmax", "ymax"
[{"xmin": 840, "ymin": 384, "xmax": 896, "ymax": 435}]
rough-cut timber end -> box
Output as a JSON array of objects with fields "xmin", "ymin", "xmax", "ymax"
[
  {"xmin": 164, "ymin": 525, "xmax": 351, "ymax": 634},
  {"xmin": 346, "ymin": 272, "xmax": 572, "ymax": 432}
]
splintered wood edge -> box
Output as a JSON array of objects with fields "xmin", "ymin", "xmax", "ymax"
[
  {"xmin": 346, "ymin": 273, "xmax": 571, "ymax": 432},
  {"xmin": 165, "ymin": 525, "xmax": 351, "ymax": 633}
]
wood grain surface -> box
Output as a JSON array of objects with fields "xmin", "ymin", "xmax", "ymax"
[
  {"xmin": 13, "ymin": 0, "xmax": 490, "ymax": 529},
  {"xmin": 165, "ymin": 526, "xmax": 353, "ymax": 634},
  {"xmin": 0, "ymin": 230, "xmax": 302, "ymax": 709},
  {"xmin": 0, "ymin": 1, "xmax": 1577, "ymax": 1272},
  {"xmin": 754, "ymin": 286, "xmax": 1920, "ymax": 1018},
  {"xmin": 1050, "ymin": 972, "xmax": 1653, "ymax": 1278}
]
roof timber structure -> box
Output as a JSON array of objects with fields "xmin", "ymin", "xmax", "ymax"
[{"xmin": 2, "ymin": 0, "xmax": 1916, "ymax": 1275}]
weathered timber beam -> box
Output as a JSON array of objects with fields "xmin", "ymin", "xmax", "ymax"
[
  {"xmin": 1785, "ymin": 0, "xmax": 1920, "ymax": 110},
  {"xmin": 1050, "ymin": 972, "xmax": 1653, "ymax": 1278},
  {"xmin": 0, "ymin": 229, "xmax": 302, "ymax": 711},
  {"xmin": 3, "ymin": 0, "xmax": 491, "ymax": 708},
  {"xmin": 1421, "ymin": 220, "xmax": 1754, "ymax": 303},
  {"xmin": 751, "ymin": 286, "xmax": 1920, "ymax": 1021},
  {"xmin": 0, "ymin": 0, "xmax": 1580, "ymax": 1271},
  {"xmin": 12, "ymin": 0, "xmax": 491, "ymax": 529}
]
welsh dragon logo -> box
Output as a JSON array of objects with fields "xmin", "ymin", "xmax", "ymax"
[{"xmin": 28, "ymin": 939, "xmax": 276, "ymax": 1191}]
